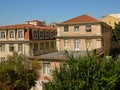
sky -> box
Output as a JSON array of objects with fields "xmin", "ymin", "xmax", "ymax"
[{"xmin": 0, "ymin": 0, "xmax": 120, "ymax": 25}]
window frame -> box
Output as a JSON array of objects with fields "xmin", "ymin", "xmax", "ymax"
[
  {"xmin": 0, "ymin": 31, "xmax": 6, "ymax": 39},
  {"xmin": 43, "ymin": 62, "xmax": 50, "ymax": 75},
  {"xmin": 9, "ymin": 30, "xmax": 15, "ymax": 38},
  {"xmin": 18, "ymin": 30, "xmax": 23, "ymax": 38},
  {"xmin": 50, "ymin": 31, "xmax": 54, "ymax": 39},
  {"xmin": 74, "ymin": 26, "xmax": 79, "ymax": 32},
  {"xmin": 64, "ymin": 26, "xmax": 69, "ymax": 32},
  {"xmin": 0, "ymin": 43, "xmax": 5, "ymax": 51},
  {"xmin": 39, "ymin": 31, "xmax": 44, "ymax": 39},
  {"xmin": 64, "ymin": 39, "xmax": 69, "ymax": 49},
  {"xmin": 45, "ymin": 31, "xmax": 50, "ymax": 39},
  {"xmin": 18, "ymin": 43, "xmax": 23, "ymax": 51},
  {"xmin": 9, "ymin": 44, "xmax": 14, "ymax": 51},
  {"xmin": 33, "ymin": 30, "xmax": 38, "ymax": 39},
  {"xmin": 85, "ymin": 25, "xmax": 91, "ymax": 32},
  {"xmin": 74, "ymin": 39, "xmax": 80, "ymax": 51}
]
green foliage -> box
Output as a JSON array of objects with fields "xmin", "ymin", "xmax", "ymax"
[
  {"xmin": 114, "ymin": 22, "xmax": 120, "ymax": 42},
  {"xmin": 0, "ymin": 52, "xmax": 41, "ymax": 90},
  {"xmin": 44, "ymin": 52, "xmax": 120, "ymax": 90}
]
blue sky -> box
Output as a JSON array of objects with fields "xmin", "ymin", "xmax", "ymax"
[{"xmin": 0, "ymin": 0, "xmax": 120, "ymax": 25}]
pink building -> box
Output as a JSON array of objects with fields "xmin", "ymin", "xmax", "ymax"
[
  {"xmin": 30, "ymin": 14, "xmax": 113, "ymax": 90},
  {"xmin": 57, "ymin": 14, "xmax": 112, "ymax": 54}
]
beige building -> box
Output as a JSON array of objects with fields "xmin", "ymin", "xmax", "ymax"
[
  {"xmin": 100, "ymin": 14, "xmax": 120, "ymax": 29},
  {"xmin": 0, "ymin": 20, "xmax": 57, "ymax": 62},
  {"xmin": 109, "ymin": 14, "xmax": 120, "ymax": 20},
  {"xmin": 48, "ymin": 22, "xmax": 58, "ymax": 29}
]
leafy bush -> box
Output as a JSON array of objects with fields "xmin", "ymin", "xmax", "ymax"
[
  {"xmin": 44, "ymin": 52, "xmax": 120, "ymax": 90},
  {"xmin": 0, "ymin": 52, "xmax": 41, "ymax": 90}
]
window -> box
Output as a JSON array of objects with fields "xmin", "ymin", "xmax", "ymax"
[
  {"xmin": 0, "ymin": 43, "xmax": 5, "ymax": 51},
  {"xmin": 45, "ymin": 31, "xmax": 49, "ymax": 39},
  {"xmin": 34, "ymin": 43, "xmax": 38, "ymax": 51},
  {"xmin": 0, "ymin": 31, "xmax": 5, "ymax": 39},
  {"xmin": 46, "ymin": 42, "xmax": 49, "ymax": 49},
  {"xmin": 9, "ymin": 31, "xmax": 14, "ymax": 38},
  {"xmin": 40, "ymin": 31, "xmax": 44, "ymax": 39},
  {"xmin": 85, "ymin": 25, "xmax": 91, "ymax": 32},
  {"xmin": 18, "ymin": 31, "xmax": 23, "ymax": 38},
  {"xmin": 51, "ymin": 42, "xmax": 54, "ymax": 48},
  {"xmin": 74, "ymin": 39, "xmax": 79, "ymax": 51},
  {"xmin": 86, "ymin": 39, "xmax": 91, "ymax": 50},
  {"xmin": 9, "ymin": 44, "xmax": 14, "ymax": 51},
  {"xmin": 64, "ymin": 26, "xmax": 69, "ymax": 32},
  {"xmin": 43, "ymin": 62, "xmax": 50, "ymax": 75},
  {"xmin": 64, "ymin": 40, "xmax": 69, "ymax": 48},
  {"xmin": 40, "ymin": 42, "xmax": 44, "ymax": 49},
  {"xmin": 18, "ymin": 43, "xmax": 23, "ymax": 51},
  {"xmin": 33, "ymin": 30, "xmax": 38, "ymax": 39},
  {"xmin": 50, "ymin": 32, "xmax": 54, "ymax": 39},
  {"xmin": 74, "ymin": 26, "xmax": 79, "ymax": 32},
  {"xmin": 0, "ymin": 57, "xmax": 5, "ymax": 63}
]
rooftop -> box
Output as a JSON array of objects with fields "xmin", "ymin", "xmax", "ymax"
[
  {"xmin": 30, "ymin": 50, "xmax": 93, "ymax": 62},
  {"xmin": 109, "ymin": 14, "xmax": 120, "ymax": 19},
  {"xmin": 61, "ymin": 14, "xmax": 99, "ymax": 24},
  {"xmin": 0, "ymin": 22, "xmax": 56, "ymax": 30}
]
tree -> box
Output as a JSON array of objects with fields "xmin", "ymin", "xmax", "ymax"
[
  {"xmin": 44, "ymin": 52, "xmax": 120, "ymax": 90},
  {"xmin": 113, "ymin": 22, "xmax": 120, "ymax": 43},
  {"xmin": 0, "ymin": 52, "xmax": 41, "ymax": 90}
]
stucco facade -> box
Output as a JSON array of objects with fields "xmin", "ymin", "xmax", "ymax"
[
  {"xmin": 57, "ymin": 14, "xmax": 112, "ymax": 54},
  {"xmin": 0, "ymin": 20, "xmax": 57, "ymax": 62},
  {"xmin": 32, "ymin": 14, "xmax": 113, "ymax": 90}
]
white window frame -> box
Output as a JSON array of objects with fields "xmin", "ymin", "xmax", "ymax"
[
  {"xmin": 43, "ymin": 62, "xmax": 50, "ymax": 75},
  {"xmin": 0, "ymin": 31, "xmax": 6, "ymax": 39},
  {"xmin": 74, "ymin": 39, "xmax": 80, "ymax": 51},
  {"xmin": 18, "ymin": 43, "xmax": 23, "ymax": 51},
  {"xmin": 0, "ymin": 43, "xmax": 5, "ymax": 51},
  {"xmin": 45, "ymin": 31, "xmax": 49, "ymax": 39},
  {"xmin": 8, "ymin": 30, "xmax": 15, "ymax": 40},
  {"xmin": 33, "ymin": 30, "xmax": 38, "ymax": 39},
  {"xmin": 64, "ymin": 39, "xmax": 69, "ymax": 49},
  {"xmin": 74, "ymin": 26, "xmax": 79, "ymax": 32},
  {"xmin": 39, "ymin": 31, "xmax": 44, "ymax": 39},
  {"xmin": 18, "ymin": 30, "xmax": 24, "ymax": 38}
]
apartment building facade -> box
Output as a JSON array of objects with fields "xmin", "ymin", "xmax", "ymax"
[
  {"xmin": 57, "ymin": 14, "xmax": 112, "ymax": 54},
  {"xmin": 0, "ymin": 20, "xmax": 57, "ymax": 62}
]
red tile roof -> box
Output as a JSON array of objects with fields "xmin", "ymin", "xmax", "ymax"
[
  {"xmin": 0, "ymin": 24, "xmax": 56, "ymax": 30},
  {"xmin": 61, "ymin": 14, "xmax": 99, "ymax": 24}
]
